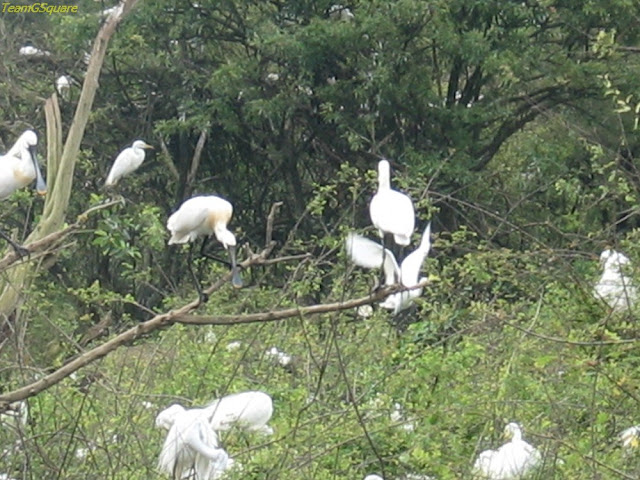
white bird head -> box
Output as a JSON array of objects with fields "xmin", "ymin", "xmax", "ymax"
[
  {"xmin": 503, "ymin": 422, "xmax": 523, "ymax": 441},
  {"xmin": 132, "ymin": 140, "xmax": 154, "ymax": 150},
  {"xmin": 155, "ymin": 404, "xmax": 186, "ymax": 430},
  {"xmin": 215, "ymin": 229, "xmax": 237, "ymax": 249},
  {"xmin": 377, "ymin": 159, "xmax": 391, "ymax": 189}
]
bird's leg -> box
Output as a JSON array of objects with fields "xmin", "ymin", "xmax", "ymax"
[
  {"xmin": 188, "ymin": 242, "xmax": 208, "ymax": 304},
  {"xmin": 0, "ymin": 229, "xmax": 29, "ymax": 259}
]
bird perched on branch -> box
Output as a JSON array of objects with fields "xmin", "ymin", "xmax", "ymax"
[
  {"xmin": 473, "ymin": 422, "xmax": 541, "ymax": 479},
  {"xmin": 346, "ymin": 223, "xmax": 432, "ymax": 314},
  {"xmin": 0, "ymin": 130, "xmax": 47, "ymax": 256},
  {"xmin": 167, "ymin": 195, "xmax": 242, "ymax": 302},
  {"xmin": 369, "ymin": 159, "xmax": 415, "ymax": 247},
  {"xmin": 104, "ymin": 139, "xmax": 153, "ymax": 187},
  {"xmin": 155, "ymin": 405, "xmax": 234, "ymax": 480},
  {"xmin": 594, "ymin": 249, "xmax": 637, "ymax": 312}
]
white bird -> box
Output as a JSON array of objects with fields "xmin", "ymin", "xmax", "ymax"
[
  {"xmin": 473, "ymin": 422, "xmax": 541, "ymax": 480},
  {"xmin": 19, "ymin": 44, "xmax": 50, "ymax": 57},
  {"xmin": 328, "ymin": 4, "xmax": 355, "ymax": 21},
  {"xmin": 594, "ymin": 249, "xmax": 637, "ymax": 312},
  {"xmin": 155, "ymin": 404, "xmax": 234, "ymax": 480},
  {"xmin": 369, "ymin": 159, "xmax": 415, "ymax": 247},
  {"xmin": 104, "ymin": 139, "xmax": 154, "ymax": 187},
  {"xmin": 0, "ymin": 401, "xmax": 28, "ymax": 430},
  {"xmin": 55, "ymin": 75, "xmax": 72, "ymax": 99},
  {"xmin": 167, "ymin": 195, "xmax": 243, "ymax": 299},
  {"xmin": 0, "ymin": 130, "xmax": 47, "ymax": 255},
  {"xmin": 364, "ymin": 475, "xmax": 384, "ymax": 480},
  {"xmin": 345, "ymin": 223, "xmax": 432, "ymax": 314},
  {"xmin": 619, "ymin": 425, "xmax": 640, "ymax": 451},
  {"xmin": 265, "ymin": 347, "xmax": 292, "ymax": 367},
  {"xmin": 205, "ymin": 391, "xmax": 274, "ymax": 435}
]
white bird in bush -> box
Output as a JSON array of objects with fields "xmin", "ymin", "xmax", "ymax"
[
  {"xmin": 0, "ymin": 130, "xmax": 47, "ymax": 255},
  {"xmin": 369, "ymin": 159, "xmax": 415, "ymax": 247},
  {"xmin": 594, "ymin": 249, "xmax": 637, "ymax": 312},
  {"xmin": 619, "ymin": 425, "xmax": 640, "ymax": 451},
  {"xmin": 345, "ymin": 223, "xmax": 432, "ymax": 314},
  {"xmin": 167, "ymin": 195, "xmax": 243, "ymax": 300},
  {"xmin": 205, "ymin": 391, "xmax": 274, "ymax": 435},
  {"xmin": 473, "ymin": 422, "xmax": 541, "ymax": 479},
  {"xmin": 155, "ymin": 404, "xmax": 234, "ymax": 480},
  {"xmin": 104, "ymin": 139, "xmax": 154, "ymax": 187},
  {"xmin": 0, "ymin": 400, "xmax": 28, "ymax": 430},
  {"xmin": 55, "ymin": 75, "xmax": 72, "ymax": 99}
]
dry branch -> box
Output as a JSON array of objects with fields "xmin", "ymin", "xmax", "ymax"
[{"xmin": 0, "ymin": 199, "xmax": 123, "ymax": 272}]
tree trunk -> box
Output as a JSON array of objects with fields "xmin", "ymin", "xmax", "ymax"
[{"xmin": 0, "ymin": 0, "xmax": 140, "ymax": 318}]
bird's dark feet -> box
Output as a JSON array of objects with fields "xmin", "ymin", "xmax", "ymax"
[
  {"xmin": 11, "ymin": 243, "xmax": 30, "ymax": 260},
  {"xmin": 198, "ymin": 292, "xmax": 209, "ymax": 304}
]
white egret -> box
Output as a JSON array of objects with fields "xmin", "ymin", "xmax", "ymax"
[
  {"xmin": 104, "ymin": 139, "xmax": 154, "ymax": 187},
  {"xmin": 345, "ymin": 223, "xmax": 432, "ymax": 314},
  {"xmin": 167, "ymin": 195, "xmax": 243, "ymax": 301},
  {"xmin": 594, "ymin": 249, "xmax": 637, "ymax": 312},
  {"xmin": 265, "ymin": 346, "xmax": 292, "ymax": 367},
  {"xmin": 55, "ymin": 75, "xmax": 72, "ymax": 99},
  {"xmin": 619, "ymin": 425, "xmax": 640, "ymax": 451},
  {"xmin": 369, "ymin": 159, "xmax": 415, "ymax": 247},
  {"xmin": 156, "ymin": 404, "xmax": 234, "ymax": 480},
  {"xmin": 205, "ymin": 391, "xmax": 274, "ymax": 435},
  {"xmin": 473, "ymin": 422, "xmax": 541, "ymax": 479},
  {"xmin": 19, "ymin": 44, "xmax": 50, "ymax": 57},
  {"xmin": 364, "ymin": 475, "xmax": 384, "ymax": 480},
  {"xmin": 328, "ymin": 4, "xmax": 355, "ymax": 21},
  {"xmin": 0, "ymin": 130, "xmax": 47, "ymax": 255}
]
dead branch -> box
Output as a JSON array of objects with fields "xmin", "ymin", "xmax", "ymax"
[{"xmin": 0, "ymin": 199, "xmax": 122, "ymax": 272}]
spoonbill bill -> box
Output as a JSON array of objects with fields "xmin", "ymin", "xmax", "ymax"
[
  {"xmin": 155, "ymin": 404, "xmax": 234, "ymax": 480},
  {"xmin": 167, "ymin": 195, "xmax": 242, "ymax": 302},
  {"xmin": 104, "ymin": 139, "xmax": 153, "ymax": 187},
  {"xmin": 346, "ymin": 223, "xmax": 431, "ymax": 314},
  {"xmin": 0, "ymin": 130, "xmax": 47, "ymax": 255},
  {"xmin": 473, "ymin": 422, "xmax": 541, "ymax": 479},
  {"xmin": 594, "ymin": 249, "xmax": 637, "ymax": 312}
]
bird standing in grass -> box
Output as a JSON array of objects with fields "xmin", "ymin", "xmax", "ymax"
[
  {"xmin": 167, "ymin": 195, "xmax": 242, "ymax": 302},
  {"xmin": 104, "ymin": 139, "xmax": 153, "ymax": 187}
]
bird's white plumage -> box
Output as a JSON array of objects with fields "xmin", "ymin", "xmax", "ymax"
[
  {"xmin": 0, "ymin": 401, "xmax": 28, "ymax": 430},
  {"xmin": 364, "ymin": 475, "xmax": 384, "ymax": 480},
  {"xmin": 346, "ymin": 223, "xmax": 432, "ymax": 314},
  {"xmin": 0, "ymin": 130, "xmax": 46, "ymax": 199},
  {"xmin": 55, "ymin": 75, "xmax": 72, "ymax": 98},
  {"xmin": 594, "ymin": 249, "xmax": 637, "ymax": 312},
  {"xmin": 19, "ymin": 44, "xmax": 50, "ymax": 57},
  {"xmin": 205, "ymin": 391, "xmax": 274, "ymax": 435},
  {"xmin": 167, "ymin": 195, "xmax": 236, "ymax": 247},
  {"xmin": 369, "ymin": 159, "xmax": 415, "ymax": 246},
  {"xmin": 156, "ymin": 404, "xmax": 234, "ymax": 480},
  {"xmin": 619, "ymin": 425, "xmax": 640, "ymax": 450},
  {"xmin": 473, "ymin": 422, "xmax": 541, "ymax": 479},
  {"xmin": 105, "ymin": 139, "xmax": 153, "ymax": 186}
]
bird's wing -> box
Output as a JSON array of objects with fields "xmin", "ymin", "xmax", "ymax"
[
  {"xmin": 105, "ymin": 147, "xmax": 144, "ymax": 185},
  {"xmin": 345, "ymin": 233, "xmax": 399, "ymax": 285},
  {"xmin": 399, "ymin": 222, "xmax": 431, "ymax": 287},
  {"xmin": 158, "ymin": 420, "xmax": 193, "ymax": 479},
  {"xmin": 166, "ymin": 198, "xmax": 212, "ymax": 241}
]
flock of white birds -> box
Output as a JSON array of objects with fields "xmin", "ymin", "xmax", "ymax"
[{"xmin": 1, "ymin": 132, "xmax": 639, "ymax": 479}]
